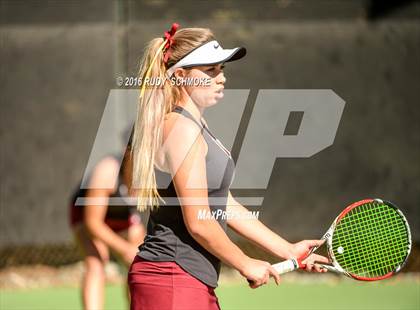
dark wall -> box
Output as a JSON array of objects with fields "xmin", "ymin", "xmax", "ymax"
[{"xmin": 1, "ymin": 0, "xmax": 419, "ymax": 246}]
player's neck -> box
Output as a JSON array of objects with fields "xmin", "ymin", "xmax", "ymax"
[{"xmin": 177, "ymin": 94, "xmax": 205, "ymax": 122}]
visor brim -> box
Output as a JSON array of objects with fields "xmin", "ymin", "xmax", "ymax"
[
  {"xmin": 182, "ymin": 46, "xmax": 246, "ymax": 68},
  {"xmin": 166, "ymin": 41, "xmax": 246, "ymax": 77}
]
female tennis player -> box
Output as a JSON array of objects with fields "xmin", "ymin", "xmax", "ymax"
[
  {"xmin": 70, "ymin": 140, "xmax": 145, "ymax": 310},
  {"xmin": 128, "ymin": 24, "xmax": 329, "ymax": 310}
]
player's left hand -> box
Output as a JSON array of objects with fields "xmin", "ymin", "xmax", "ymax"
[
  {"xmin": 291, "ymin": 240, "xmax": 330, "ymax": 273},
  {"xmin": 301, "ymin": 254, "xmax": 329, "ymax": 272}
]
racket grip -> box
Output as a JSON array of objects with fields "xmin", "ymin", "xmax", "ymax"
[
  {"xmin": 272, "ymin": 258, "xmax": 300, "ymax": 275},
  {"xmin": 246, "ymin": 258, "xmax": 301, "ymax": 285}
]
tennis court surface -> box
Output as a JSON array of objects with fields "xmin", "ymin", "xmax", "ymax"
[{"xmin": 2, "ymin": 276, "xmax": 419, "ymax": 310}]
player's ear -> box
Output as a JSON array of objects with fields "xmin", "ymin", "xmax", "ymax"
[{"xmin": 174, "ymin": 68, "xmax": 186, "ymax": 79}]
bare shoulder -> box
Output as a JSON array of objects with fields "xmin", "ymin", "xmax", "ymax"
[
  {"xmin": 89, "ymin": 156, "xmax": 120, "ymax": 189},
  {"xmin": 162, "ymin": 111, "xmax": 208, "ymax": 157},
  {"xmin": 163, "ymin": 111, "xmax": 199, "ymax": 131}
]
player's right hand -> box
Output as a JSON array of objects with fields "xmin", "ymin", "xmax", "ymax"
[{"xmin": 240, "ymin": 258, "xmax": 281, "ymax": 289}]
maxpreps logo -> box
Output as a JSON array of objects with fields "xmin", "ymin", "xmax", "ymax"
[{"xmin": 78, "ymin": 89, "xmax": 345, "ymax": 207}]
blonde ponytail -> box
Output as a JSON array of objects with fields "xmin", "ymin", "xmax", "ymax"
[{"xmin": 131, "ymin": 25, "xmax": 215, "ymax": 211}]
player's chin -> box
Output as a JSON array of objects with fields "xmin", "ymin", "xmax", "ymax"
[
  {"xmin": 213, "ymin": 91, "xmax": 224, "ymax": 102},
  {"xmin": 205, "ymin": 95, "xmax": 221, "ymax": 106}
]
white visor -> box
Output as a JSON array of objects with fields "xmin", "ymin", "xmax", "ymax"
[{"xmin": 166, "ymin": 40, "xmax": 246, "ymax": 77}]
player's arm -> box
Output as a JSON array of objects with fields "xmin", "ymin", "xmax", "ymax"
[
  {"xmin": 84, "ymin": 157, "xmax": 138, "ymax": 264},
  {"xmin": 226, "ymin": 191, "xmax": 329, "ymax": 271},
  {"xmin": 163, "ymin": 113, "xmax": 279, "ymax": 287},
  {"xmin": 226, "ymin": 191, "xmax": 294, "ymax": 259}
]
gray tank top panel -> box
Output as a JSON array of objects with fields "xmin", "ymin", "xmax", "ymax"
[{"xmin": 137, "ymin": 105, "xmax": 236, "ymax": 288}]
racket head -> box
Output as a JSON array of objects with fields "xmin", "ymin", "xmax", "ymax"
[{"xmin": 326, "ymin": 199, "xmax": 411, "ymax": 281}]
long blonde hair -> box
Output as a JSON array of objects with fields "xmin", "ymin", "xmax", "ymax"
[{"xmin": 131, "ymin": 27, "xmax": 215, "ymax": 211}]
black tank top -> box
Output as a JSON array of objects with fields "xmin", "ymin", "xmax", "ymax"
[{"xmin": 137, "ymin": 106, "xmax": 236, "ymax": 287}]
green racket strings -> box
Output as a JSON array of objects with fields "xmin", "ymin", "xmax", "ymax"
[{"xmin": 332, "ymin": 202, "xmax": 410, "ymax": 278}]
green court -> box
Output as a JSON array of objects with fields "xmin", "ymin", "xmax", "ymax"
[{"xmin": 1, "ymin": 279, "xmax": 419, "ymax": 310}]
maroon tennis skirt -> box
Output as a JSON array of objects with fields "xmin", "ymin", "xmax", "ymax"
[{"xmin": 128, "ymin": 256, "xmax": 221, "ymax": 310}]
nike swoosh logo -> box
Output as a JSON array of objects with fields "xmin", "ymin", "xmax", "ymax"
[{"xmin": 214, "ymin": 43, "xmax": 219, "ymax": 49}]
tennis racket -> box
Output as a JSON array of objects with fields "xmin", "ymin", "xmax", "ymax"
[{"xmin": 271, "ymin": 198, "xmax": 412, "ymax": 281}]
